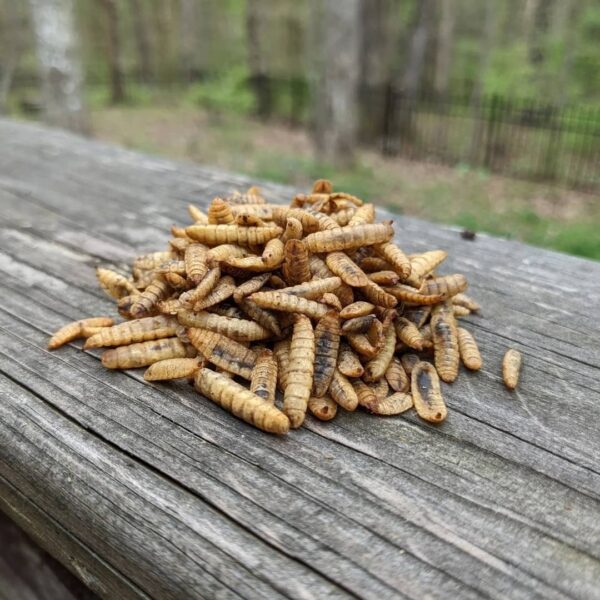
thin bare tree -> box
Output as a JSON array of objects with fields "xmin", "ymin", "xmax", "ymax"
[
  {"xmin": 97, "ymin": 0, "xmax": 126, "ymax": 103},
  {"xmin": 312, "ymin": 0, "xmax": 362, "ymax": 167},
  {"xmin": 180, "ymin": 0, "xmax": 196, "ymax": 82},
  {"xmin": 245, "ymin": 0, "xmax": 271, "ymax": 118},
  {"xmin": 28, "ymin": 0, "xmax": 89, "ymax": 133},
  {"xmin": 384, "ymin": 0, "xmax": 434, "ymax": 153},
  {"xmin": 434, "ymin": 0, "xmax": 455, "ymax": 98},
  {"xmin": 468, "ymin": 2, "xmax": 499, "ymax": 162},
  {"xmin": 128, "ymin": 0, "xmax": 153, "ymax": 84},
  {"xmin": 359, "ymin": 0, "xmax": 392, "ymax": 144}
]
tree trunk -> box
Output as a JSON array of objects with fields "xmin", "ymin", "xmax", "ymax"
[
  {"xmin": 179, "ymin": 0, "xmax": 196, "ymax": 83},
  {"xmin": 384, "ymin": 0, "xmax": 434, "ymax": 153},
  {"xmin": 554, "ymin": 0, "xmax": 579, "ymax": 106},
  {"xmin": 98, "ymin": 0, "xmax": 126, "ymax": 103},
  {"xmin": 28, "ymin": 0, "xmax": 89, "ymax": 133},
  {"xmin": 433, "ymin": 0, "xmax": 455, "ymax": 98},
  {"xmin": 128, "ymin": 0, "xmax": 153, "ymax": 84},
  {"xmin": 312, "ymin": 0, "xmax": 361, "ymax": 167},
  {"xmin": 245, "ymin": 0, "xmax": 271, "ymax": 119},
  {"xmin": 359, "ymin": 0, "xmax": 391, "ymax": 145},
  {"xmin": 469, "ymin": 2, "xmax": 499, "ymax": 163}
]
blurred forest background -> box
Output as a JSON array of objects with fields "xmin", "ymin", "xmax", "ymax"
[{"xmin": 1, "ymin": 0, "xmax": 599, "ymax": 258}]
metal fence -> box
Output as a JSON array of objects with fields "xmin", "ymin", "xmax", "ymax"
[
  {"xmin": 380, "ymin": 89, "xmax": 600, "ymax": 191},
  {"xmin": 250, "ymin": 77, "xmax": 599, "ymax": 191}
]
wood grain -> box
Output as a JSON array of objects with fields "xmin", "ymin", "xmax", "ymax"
[{"xmin": 0, "ymin": 118, "xmax": 599, "ymax": 599}]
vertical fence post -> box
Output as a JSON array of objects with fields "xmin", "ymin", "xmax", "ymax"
[
  {"xmin": 382, "ymin": 83, "xmax": 398, "ymax": 156},
  {"xmin": 483, "ymin": 94, "xmax": 500, "ymax": 169}
]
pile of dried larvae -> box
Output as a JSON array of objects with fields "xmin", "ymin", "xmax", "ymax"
[{"xmin": 48, "ymin": 180, "xmax": 522, "ymax": 435}]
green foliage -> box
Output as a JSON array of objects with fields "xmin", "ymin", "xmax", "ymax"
[
  {"xmin": 484, "ymin": 43, "xmax": 536, "ymax": 98},
  {"xmin": 186, "ymin": 67, "xmax": 255, "ymax": 115}
]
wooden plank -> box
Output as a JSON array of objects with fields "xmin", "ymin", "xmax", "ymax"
[
  {"xmin": 0, "ymin": 508, "xmax": 100, "ymax": 600},
  {"xmin": 0, "ymin": 118, "xmax": 599, "ymax": 599}
]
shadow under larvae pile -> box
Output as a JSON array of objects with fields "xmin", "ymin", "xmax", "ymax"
[{"xmin": 49, "ymin": 180, "xmax": 521, "ymax": 435}]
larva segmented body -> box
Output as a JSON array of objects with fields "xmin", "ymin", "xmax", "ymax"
[
  {"xmin": 177, "ymin": 310, "xmax": 271, "ymax": 342},
  {"xmin": 431, "ymin": 302, "xmax": 460, "ymax": 383},
  {"xmin": 308, "ymin": 396, "xmax": 337, "ymax": 421},
  {"xmin": 346, "ymin": 333, "xmax": 378, "ymax": 359},
  {"xmin": 195, "ymin": 368, "xmax": 289, "ymax": 434},
  {"xmin": 48, "ymin": 317, "xmax": 114, "ymax": 349},
  {"xmin": 341, "ymin": 314, "xmax": 377, "ymax": 334},
  {"xmin": 134, "ymin": 251, "xmax": 176, "ymax": 273},
  {"xmin": 250, "ymin": 349, "xmax": 278, "ymax": 404},
  {"xmin": 325, "ymin": 252, "xmax": 369, "ymax": 287},
  {"xmin": 452, "ymin": 293, "xmax": 481, "ymax": 312},
  {"xmin": 96, "ymin": 268, "xmax": 138, "ymax": 300},
  {"xmin": 339, "ymin": 301, "xmax": 375, "ymax": 319},
  {"xmin": 411, "ymin": 361, "xmax": 447, "ymax": 423},
  {"xmin": 101, "ymin": 337, "xmax": 188, "ymax": 369},
  {"xmin": 273, "ymin": 338, "xmax": 291, "ymax": 391},
  {"xmin": 328, "ymin": 369, "xmax": 359, "ymax": 411},
  {"xmin": 502, "ymin": 349, "xmax": 522, "ymax": 390},
  {"xmin": 364, "ymin": 325, "xmax": 396, "ymax": 382},
  {"xmin": 404, "ymin": 250, "xmax": 447, "ymax": 287},
  {"xmin": 280, "ymin": 217, "xmax": 303, "ymax": 243},
  {"xmin": 85, "ymin": 315, "xmax": 178, "ymax": 349},
  {"xmin": 312, "ymin": 311, "xmax": 341, "ymax": 397},
  {"xmin": 283, "ymin": 315, "xmax": 315, "ymax": 429},
  {"xmin": 144, "ymin": 358, "xmax": 202, "ymax": 381},
  {"xmin": 367, "ymin": 392, "xmax": 413, "ymax": 416},
  {"xmin": 233, "ymin": 273, "xmax": 270, "ymax": 303},
  {"xmin": 320, "ymin": 292, "xmax": 343, "ymax": 311},
  {"xmin": 394, "ymin": 317, "xmax": 424, "ymax": 351},
  {"xmin": 276, "ymin": 277, "xmax": 342, "ymax": 300},
  {"xmin": 400, "ymin": 353, "xmax": 421, "ymax": 376},
  {"xmin": 337, "ymin": 343, "xmax": 364, "ymax": 378},
  {"xmin": 193, "ymin": 275, "xmax": 235, "ymax": 311},
  {"xmin": 155, "ymin": 260, "xmax": 186, "ymax": 275},
  {"xmin": 352, "ymin": 379, "xmax": 377, "ymax": 410},
  {"xmin": 184, "ymin": 243, "xmax": 209, "ymax": 284},
  {"xmin": 385, "ymin": 357, "xmax": 410, "ymax": 393},
  {"xmin": 384, "ymin": 284, "xmax": 444, "ymax": 305},
  {"xmin": 282, "ymin": 239, "xmax": 312, "ymax": 285},
  {"xmin": 421, "ymin": 274, "xmax": 468, "ymax": 299},
  {"xmin": 271, "ymin": 207, "xmax": 320, "ymax": 233},
  {"xmin": 368, "ymin": 270, "xmax": 400, "ymax": 286},
  {"xmin": 373, "ymin": 241, "xmax": 411, "ymax": 280},
  {"xmin": 457, "ymin": 327, "xmax": 482, "ymax": 370},
  {"xmin": 359, "ymin": 278, "xmax": 398, "ymax": 308},
  {"xmin": 228, "ymin": 186, "xmax": 266, "ymax": 205},
  {"xmin": 188, "ymin": 328, "xmax": 258, "ymax": 379},
  {"xmin": 207, "ymin": 244, "xmax": 249, "ymax": 264},
  {"xmin": 208, "ymin": 197, "xmax": 235, "ymax": 225},
  {"xmin": 250, "ymin": 291, "xmax": 329, "ymax": 320},
  {"xmin": 303, "ymin": 222, "xmax": 394, "ymax": 253},
  {"xmin": 236, "ymin": 298, "xmax": 283, "ymax": 338},
  {"xmin": 186, "ymin": 224, "xmax": 283, "ymax": 247},
  {"xmin": 403, "ymin": 305, "xmax": 432, "ymax": 328},
  {"xmin": 179, "ymin": 266, "xmax": 221, "ymax": 308},
  {"xmin": 235, "ymin": 213, "xmax": 267, "ymax": 227},
  {"xmin": 163, "ymin": 272, "xmax": 189, "ymax": 290},
  {"xmin": 347, "ymin": 203, "xmax": 375, "ymax": 226},
  {"xmin": 130, "ymin": 279, "xmax": 171, "ymax": 319}
]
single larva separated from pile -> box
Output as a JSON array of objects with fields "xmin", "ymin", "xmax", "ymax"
[
  {"xmin": 48, "ymin": 180, "xmax": 510, "ymax": 435},
  {"xmin": 502, "ymin": 348, "xmax": 522, "ymax": 390}
]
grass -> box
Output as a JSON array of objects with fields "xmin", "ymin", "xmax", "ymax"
[{"xmin": 87, "ymin": 96, "xmax": 600, "ymax": 260}]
